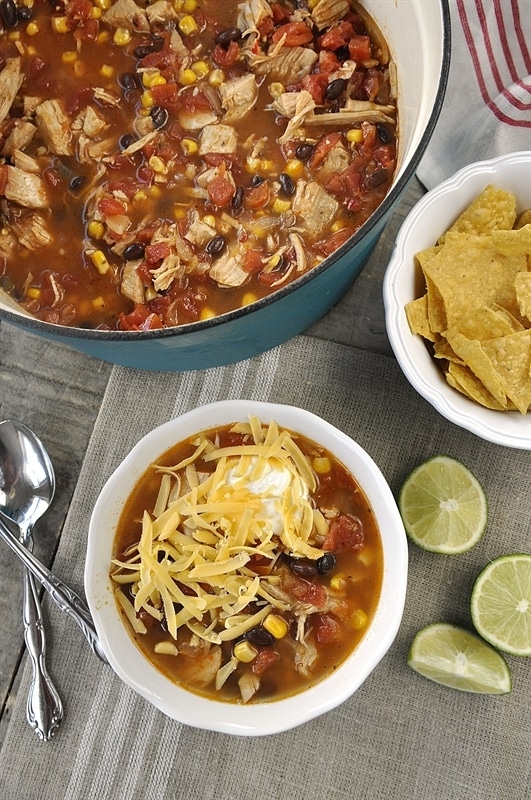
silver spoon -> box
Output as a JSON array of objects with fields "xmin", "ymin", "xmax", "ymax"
[
  {"xmin": 0, "ymin": 419, "xmax": 63, "ymax": 740},
  {"xmin": 0, "ymin": 422, "xmax": 108, "ymax": 666}
]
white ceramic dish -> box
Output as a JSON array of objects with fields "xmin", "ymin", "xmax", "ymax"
[
  {"xmin": 383, "ymin": 151, "xmax": 531, "ymax": 450},
  {"xmin": 85, "ymin": 400, "xmax": 408, "ymax": 736}
]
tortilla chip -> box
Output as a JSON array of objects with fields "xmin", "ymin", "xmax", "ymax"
[
  {"xmin": 405, "ymin": 295, "xmax": 438, "ymax": 341},
  {"xmin": 433, "ymin": 339, "xmax": 464, "ymax": 363},
  {"xmin": 446, "ymin": 362, "xmax": 507, "ymax": 410},
  {"xmin": 444, "ymin": 304, "xmax": 523, "ymax": 342},
  {"xmin": 415, "ymin": 246, "xmax": 442, "ymax": 269},
  {"xmin": 422, "ymin": 234, "xmax": 526, "ymax": 327},
  {"xmin": 492, "ymin": 224, "xmax": 531, "ymax": 256},
  {"xmin": 516, "ymin": 209, "xmax": 531, "ymax": 229},
  {"xmin": 440, "ymin": 185, "xmax": 516, "ymax": 242},
  {"xmin": 515, "ymin": 272, "xmax": 531, "ymax": 322},
  {"xmin": 444, "ymin": 331, "xmax": 508, "ymax": 408},
  {"xmin": 424, "ymin": 273, "xmax": 447, "ymax": 333},
  {"xmin": 481, "ymin": 330, "xmax": 531, "ymax": 414}
]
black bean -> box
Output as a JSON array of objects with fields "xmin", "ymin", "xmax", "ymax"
[
  {"xmin": 123, "ymin": 243, "xmax": 145, "ymax": 261},
  {"xmin": 335, "ymin": 45, "xmax": 350, "ymax": 62},
  {"xmin": 16, "ymin": 5, "xmax": 32, "ymax": 21},
  {"xmin": 119, "ymin": 72, "xmax": 139, "ymax": 91},
  {"xmin": 205, "ymin": 235, "xmax": 226, "ymax": 257},
  {"xmin": 377, "ymin": 124, "xmax": 393, "ymax": 144},
  {"xmin": 134, "ymin": 37, "xmax": 163, "ymax": 59},
  {"xmin": 119, "ymin": 133, "xmax": 138, "ymax": 151},
  {"xmin": 295, "ymin": 142, "xmax": 314, "ymax": 162},
  {"xmin": 279, "ymin": 172, "xmax": 295, "ymax": 196},
  {"xmin": 70, "ymin": 175, "xmax": 85, "ymax": 191},
  {"xmin": 150, "ymin": 106, "xmax": 168, "ymax": 130},
  {"xmin": 250, "ymin": 174, "xmax": 264, "ymax": 187},
  {"xmin": 290, "ymin": 559, "xmax": 317, "ymax": 579},
  {"xmin": 0, "ymin": 0, "xmax": 18, "ymax": 27},
  {"xmin": 317, "ymin": 553, "xmax": 337, "ymax": 574},
  {"xmin": 215, "ymin": 26, "xmax": 242, "ymax": 49},
  {"xmin": 244, "ymin": 627, "xmax": 275, "ymax": 647},
  {"xmin": 324, "ymin": 78, "xmax": 347, "ymax": 102},
  {"xmin": 366, "ymin": 168, "xmax": 388, "ymax": 188},
  {"xmin": 231, "ymin": 185, "xmax": 244, "ymax": 212}
]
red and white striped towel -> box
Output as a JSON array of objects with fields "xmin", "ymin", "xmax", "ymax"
[{"xmin": 417, "ymin": 0, "xmax": 531, "ymax": 189}]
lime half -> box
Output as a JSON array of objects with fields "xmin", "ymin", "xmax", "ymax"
[
  {"xmin": 398, "ymin": 456, "xmax": 487, "ymax": 554},
  {"xmin": 408, "ymin": 623, "xmax": 511, "ymax": 694},
  {"xmin": 471, "ymin": 554, "xmax": 531, "ymax": 656}
]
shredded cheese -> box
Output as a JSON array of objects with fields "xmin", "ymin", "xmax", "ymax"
[{"xmin": 111, "ymin": 416, "xmax": 327, "ymax": 647}]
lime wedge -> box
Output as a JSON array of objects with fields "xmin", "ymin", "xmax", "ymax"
[
  {"xmin": 398, "ymin": 456, "xmax": 487, "ymax": 554},
  {"xmin": 408, "ymin": 623, "xmax": 511, "ymax": 694},
  {"xmin": 471, "ymin": 553, "xmax": 531, "ymax": 656}
]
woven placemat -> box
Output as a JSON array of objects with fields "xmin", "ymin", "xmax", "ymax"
[{"xmin": 1, "ymin": 336, "xmax": 529, "ymax": 800}]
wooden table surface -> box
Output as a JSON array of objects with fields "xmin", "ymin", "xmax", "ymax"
[{"xmin": 0, "ymin": 177, "xmax": 425, "ymax": 751}]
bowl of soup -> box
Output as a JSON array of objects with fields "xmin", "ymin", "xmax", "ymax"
[
  {"xmin": 0, "ymin": 0, "xmax": 450, "ymax": 370},
  {"xmin": 85, "ymin": 400, "xmax": 408, "ymax": 735}
]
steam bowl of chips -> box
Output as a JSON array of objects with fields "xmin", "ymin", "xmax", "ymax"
[{"xmin": 383, "ymin": 151, "xmax": 531, "ymax": 449}]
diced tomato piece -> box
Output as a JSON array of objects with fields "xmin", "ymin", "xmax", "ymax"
[
  {"xmin": 180, "ymin": 88, "xmax": 214, "ymax": 114},
  {"xmin": 257, "ymin": 17, "xmax": 274, "ymax": 38},
  {"xmin": 348, "ymin": 34, "xmax": 372, "ymax": 62},
  {"xmin": 242, "ymin": 248, "xmax": 263, "ymax": 273},
  {"xmin": 150, "ymin": 82, "xmax": 179, "ymax": 109},
  {"xmin": 252, "ymin": 649, "xmax": 280, "ymax": 676},
  {"xmin": 314, "ymin": 614, "xmax": 340, "ymax": 644},
  {"xmin": 315, "ymin": 227, "xmax": 354, "ymax": 257},
  {"xmin": 322, "ymin": 514, "xmax": 364, "ymax": 553},
  {"xmin": 271, "ymin": 21, "xmax": 313, "ymax": 47},
  {"xmin": 308, "ymin": 132, "xmax": 343, "ymax": 170},
  {"xmin": 318, "ymin": 49, "xmax": 340, "ymax": 74},
  {"xmin": 145, "ymin": 242, "xmax": 171, "ymax": 263},
  {"xmin": 318, "ymin": 21, "xmax": 354, "ymax": 51},
  {"xmin": 289, "ymin": 576, "xmax": 328, "ymax": 609},
  {"xmin": 244, "ymin": 181, "xmax": 270, "ymax": 210},
  {"xmin": 98, "ymin": 196, "xmax": 126, "ymax": 216},
  {"xmin": 271, "ymin": 3, "xmax": 291, "ymax": 24},
  {"xmin": 301, "ymin": 72, "xmax": 329, "ymax": 105},
  {"xmin": 212, "ymin": 40, "xmax": 239, "ymax": 67},
  {"xmin": 139, "ymin": 312, "xmax": 163, "ymax": 330},
  {"xmin": 118, "ymin": 304, "xmax": 150, "ymax": 330},
  {"xmin": 207, "ymin": 176, "xmax": 235, "ymax": 207}
]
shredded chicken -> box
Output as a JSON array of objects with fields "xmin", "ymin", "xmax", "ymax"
[
  {"xmin": 0, "ymin": 58, "xmax": 23, "ymax": 125},
  {"xmin": 34, "ymin": 99, "xmax": 73, "ymax": 156}
]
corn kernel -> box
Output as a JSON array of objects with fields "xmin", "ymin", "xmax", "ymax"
[
  {"xmin": 7, "ymin": 31, "xmax": 20, "ymax": 41},
  {"xmin": 269, "ymin": 82, "xmax": 285, "ymax": 99},
  {"xmin": 25, "ymin": 45, "xmax": 36, "ymax": 56},
  {"xmin": 351, "ymin": 608, "xmax": 369, "ymax": 630},
  {"xmin": 26, "ymin": 287, "xmax": 41, "ymax": 299},
  {"xmin": 284, "ymin": 159, "xmax": 304, "ymax": 178},
  {"xmin": 142, "ymin": 70, "xmax": 166, "ymax": 88},
  {"xmin": 191, "ymin": 60, "xmax": 209, "ymax": 78},
  {"xmin": 94, "ymin": 0, "xmax": 112, "ymax": 10},
  {"xmin": 330, "ymin": 573, "xmax": 347, "ymax": 592},
  {"xmin": 88, "ymin": 220, "xmax": 105, "ymax": 239},
  {"xmin": 62, "ymin": 50, "xmax": 78, "ymax": 64},
  {"xmin": 92, "ymin": 296, "xmax": 105, "ymax": 311},
  {"xmin": 173, "ymin": 205, "xmax": 187, "ymax": 220},
  {"xmin": 97, "ymin": 30, "xmax": 110, "ymax": 43},
  {"xmin": 308, "ymin": 0, "xmax": 319, "ymax": 8},
  {"xmin": 100, "ymin": 64, "xmax": 114, "ymax": 79},
  {"xmin": 346, "ymin": 128, "xmax": 364, "ymax": 144},
  {"xmin": 203, "ymin": 214, "xmax": 216, "ymax": 228},
  {"xmin": 208, "ymin": 68, "xmax": 224, "ymax": 87},
  {"xmin": 179, "ymin": 68, "xmax": 198, "ymax": 86},
  {"xmin": 200, "ymin": 308, "xmax": 216, "ymax": 320},
  {"xmin": 178, "ymin": 14, "xmax": 199, "ymax": 36},
  {"xmin": 182, "ymin": 0, "xmax": 197, "ymax": 10},
  {"xmin": 357, "ymin": 548, "xmax": 374, "ymax": 567},
  {"xmin": 134, "ymin": 190, "xmax": 148, "ymax": 202},
  {"xmin": 141, "ymin": 90, "xmax": 154, "ymax": 108},
  {"xmin": 113, "ymin": 27, "xmax": 132, "ymax": 46},
  {"xmin": 91, "ymin": 6, "xmax": 102, "ymax": 19},
  {"xmin": 148, "ymin": 155, "xmax": 167, "ymax": 174},
  {"xmin": 148, "ymin": 185, "xmax": 162, "ymax": 198},
  {"xmin": 181, "ymin": 137, "xmax": 198, "ymax": 156},
  {"xmin": 312, "ymin": 456, "xmax": 331, "ymax": 474},
  {"xmin": 272, "ymin": 198, "xmax": 291, "ymax": 214},
  {"xmin": 90, "ymin": 250, "xmax": 110, "ymax": 274},
  {"xmin": 263, "ymin": 614, "xmax": 288, "ymax": 639},
  {"xmin": 242, "ymin": 292, "xmax": 258, "ymax": 306},
  {"xmin": 51, "ymin": 16, "xmax": 69, "ymax": 34},
  {"xmin": 154, "ymin": 641, "xmax": 178, "ymax": 656},
  {"xmin": 233, "ymin": 640, "xmax": 257, "ymax": 663},
  {"xmin": 330, "ymin": 220, "xmax": 347, "ymax": 233}
]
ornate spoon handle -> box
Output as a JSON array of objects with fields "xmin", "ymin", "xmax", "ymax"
[
  {"xmin": 23, "ymin": 568, "xmax": 64, "ymax": 740},
  {"xmin": 0, "ymin": 518, "xmax": 108, "ymax": 663}
]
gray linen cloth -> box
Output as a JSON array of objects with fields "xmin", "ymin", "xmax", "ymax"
[{"xmin": 0, "ymin": 336, "xmax": 529, "ymax": 800}]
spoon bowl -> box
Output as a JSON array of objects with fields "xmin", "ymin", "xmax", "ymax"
[{"xmin": 0, "ymin": 419, "xmax": 63, "ymax": 740}]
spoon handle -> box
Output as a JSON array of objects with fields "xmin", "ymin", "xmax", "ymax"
[
  {"xmin": 0, "ymin": 518, "xmax": 108, "ymax": 664},
  {"xmin": 23, "ymin": 568, "xmax": 64, "ymax": 740}
]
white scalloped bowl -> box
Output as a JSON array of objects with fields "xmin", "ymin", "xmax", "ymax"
[
  {"xmin": 85, "ymin": 400, "xmax": 408, "ymax": 736},
  {"xmin": 383, "ymin": 151, "xmax": 531, "ymax": 450}
]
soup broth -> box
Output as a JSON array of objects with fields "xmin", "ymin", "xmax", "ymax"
[
  {"xmin": 111, "ymin": 417, "xmax": 383, "ymax": 704},
  {"xmin": 0, "ymin": 0, "xmax": 396, "ymax": 330}
]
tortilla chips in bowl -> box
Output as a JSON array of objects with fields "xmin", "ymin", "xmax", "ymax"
[{"xmin": 383, "ymin": 151, "xmax": 531, "ymax": 449}]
